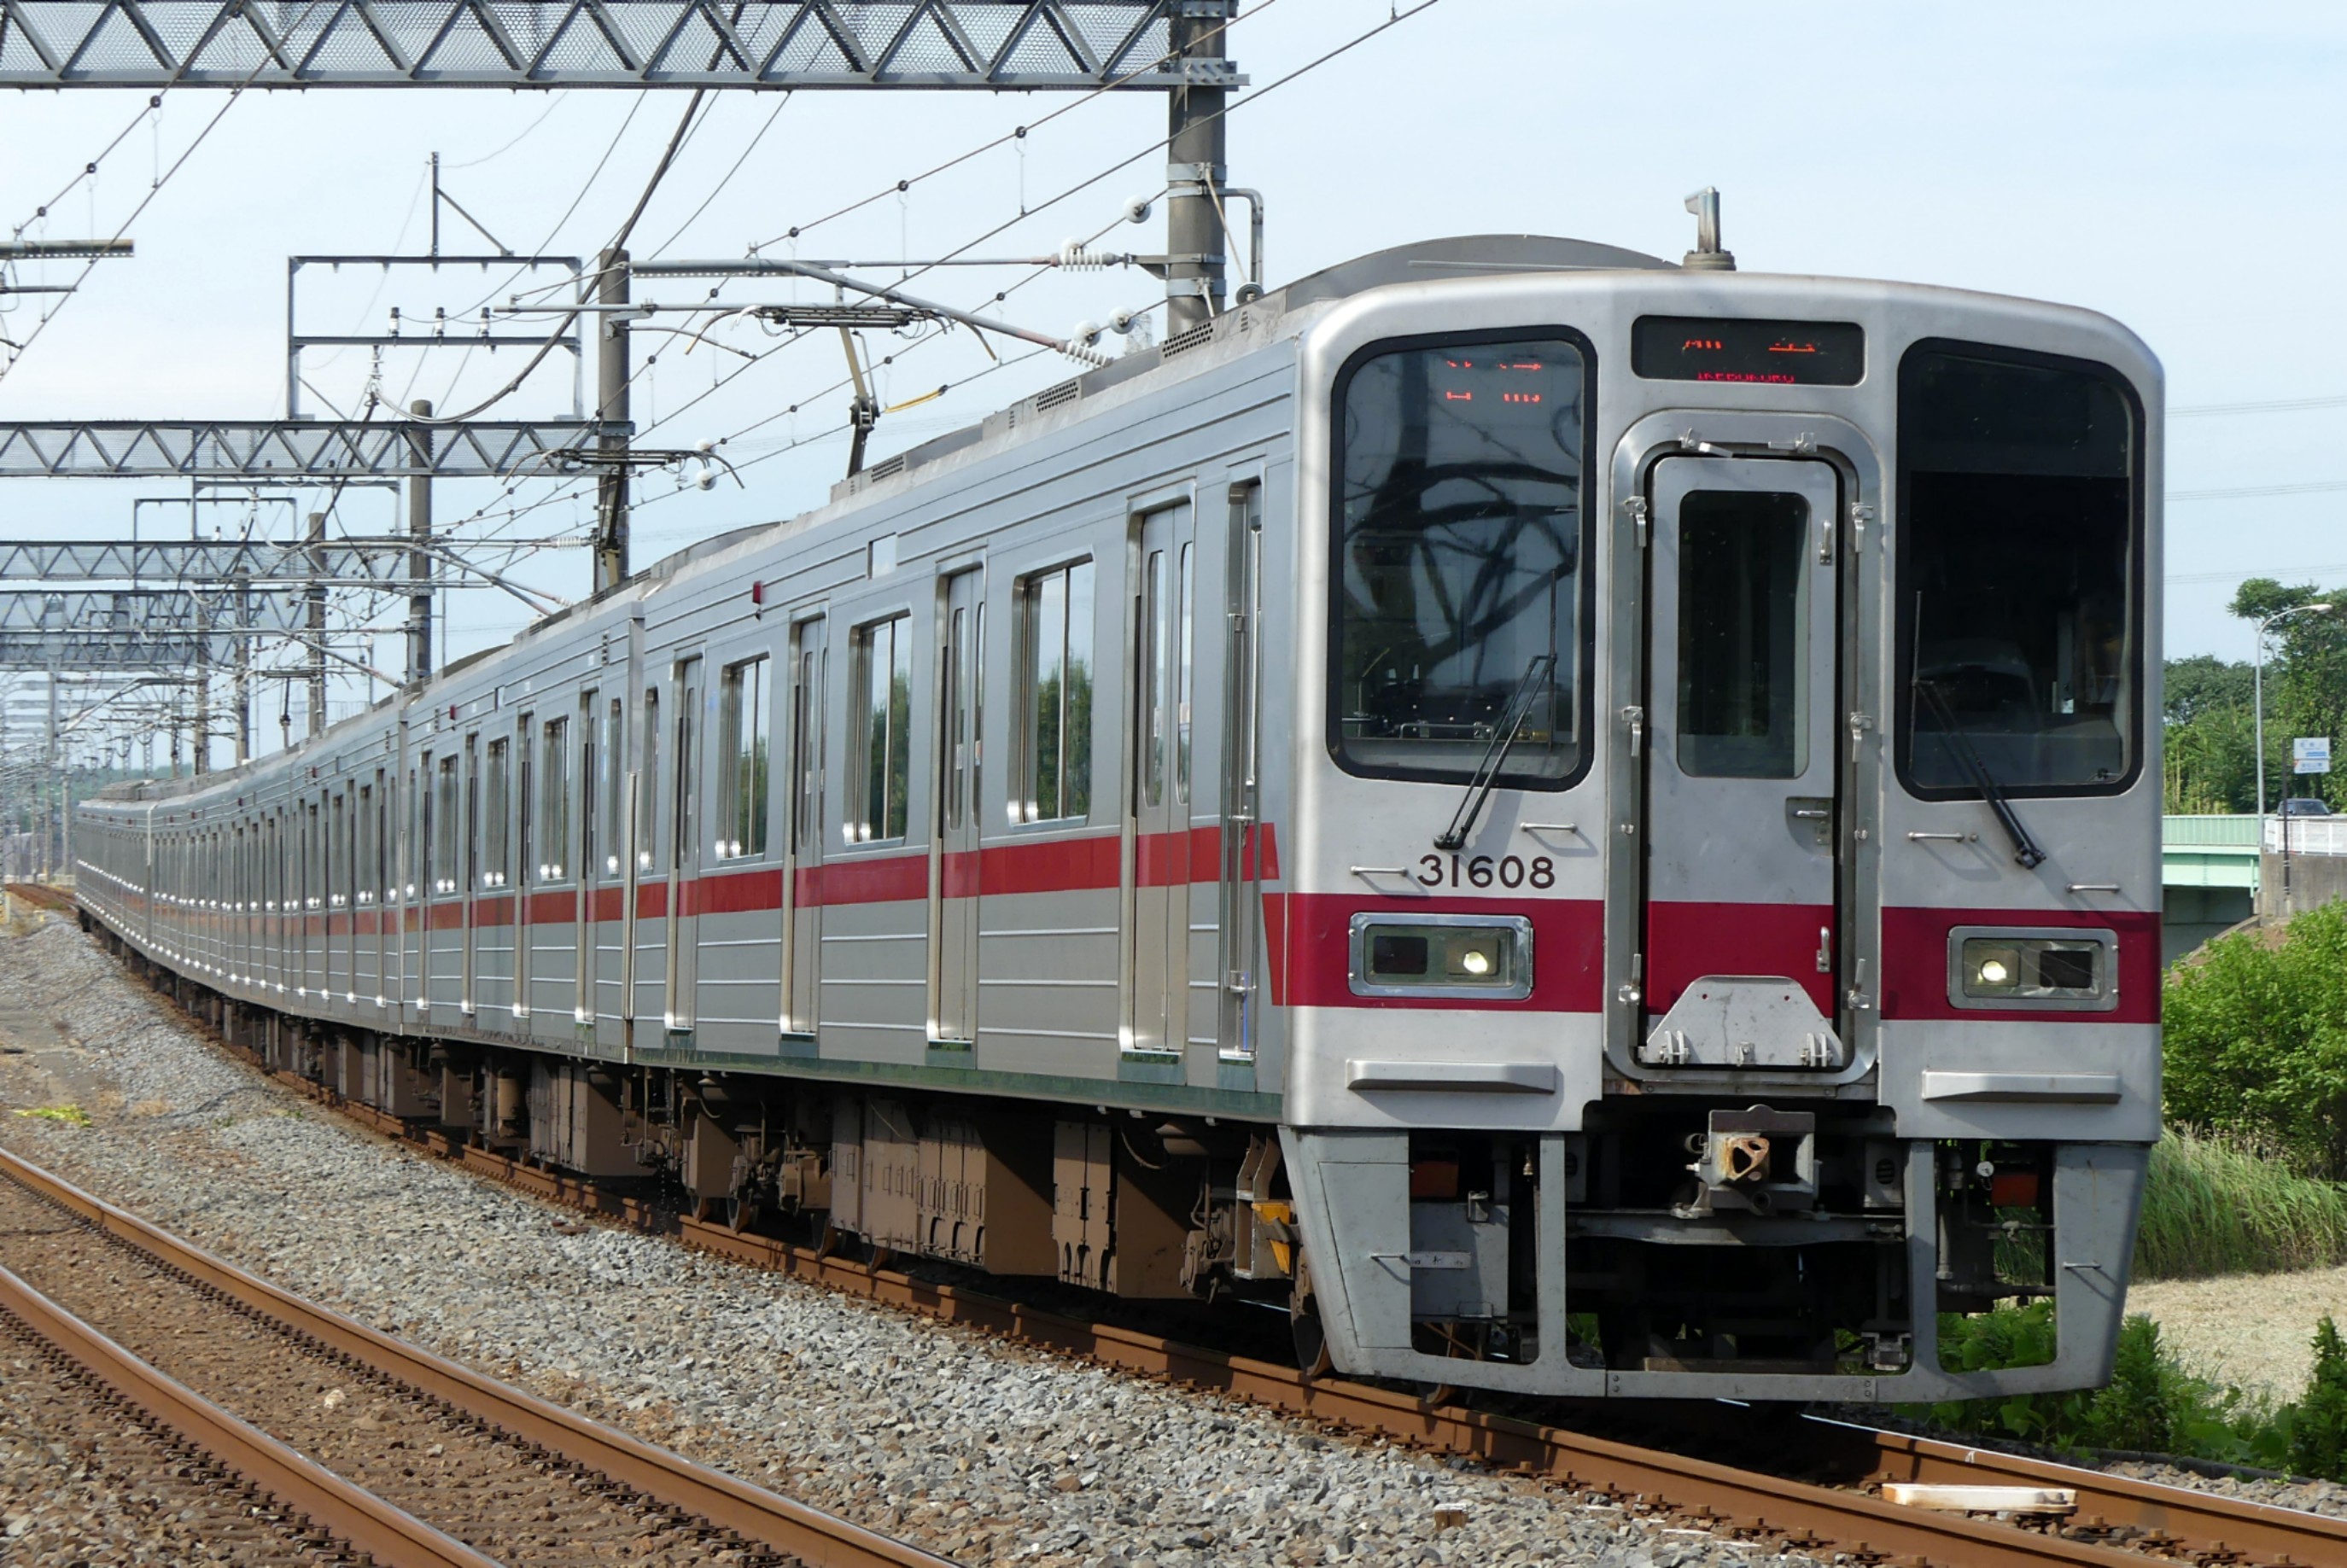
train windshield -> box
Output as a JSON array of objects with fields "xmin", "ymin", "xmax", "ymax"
[
  {"xmin": 1896, "ymin": 345, "xmax": 2142, "ymax": 796},
  {"xmin": 1329, "ymin": 334, "xmax": 1589, "ymax": 787}
]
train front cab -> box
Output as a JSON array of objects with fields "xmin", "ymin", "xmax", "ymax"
[{"xmin": 1278, "ymin": 271, "xmax": 2160, "ymax": 1402}]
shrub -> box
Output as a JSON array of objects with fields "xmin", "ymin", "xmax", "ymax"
[
  {"xmin": 1916, "ymin": 1308, "xmax": 2287, "ymax": 1469},
  {"xmin": 2292, "ymin": 1317, "xmax": 2347, "ymax": 1482},
  {"xmin": 2163, "ymin": 903, "xmax": 2347, "ymax": 1176},
  {"xmin": 2134, "ymin": 1128, "xmax": 2347, "ymax": 1279}
]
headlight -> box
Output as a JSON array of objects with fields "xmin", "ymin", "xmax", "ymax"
[
  {"xmin": 1350, "ymin": 914, "xmax": 1533, "ymax": 1000},
  {"xmin": 1951, "ymin": 929, "xmax": 2116, "ymax": 1008}
]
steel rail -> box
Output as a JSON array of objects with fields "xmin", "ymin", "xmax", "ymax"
[
  {"xmin": 142, "ymin": 1008, "xmax": 2347, "ymax": 1568},
  {"xmin": 0, "ymin": 1144, "xmax": 958, "ymax": 1568},
  {"xmin": 0, "ymin": 1258, "xmax": 497, "ymax": 1568}
]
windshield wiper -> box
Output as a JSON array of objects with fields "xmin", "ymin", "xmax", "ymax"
[
  {"xmin": 1435, "ymin": 654, "xmax": 1556, "ymax": 851},
  {"xmin": 1915, "ymin": 678, "xmax": 2046, "ymax": 869}
]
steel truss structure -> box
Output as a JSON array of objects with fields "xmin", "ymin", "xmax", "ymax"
[
  {"xmin": 0, "ymin": 419, "xmax": 616, "ymax": 478},
  {"xmin": 0, "ymin": 632, "xmax": 219, "ymax": 669},
  {"xmin": 0, "ymin": 538, "xmax": 411, "ymax": 585},
  {"xmin": 0, "ymin": 589, "xmax": 315, "ymax": 635},
  {"xmin": 0, "ymin": 2, "xmax": 1230, "ymax": 90}
]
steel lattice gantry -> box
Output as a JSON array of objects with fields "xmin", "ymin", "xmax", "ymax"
[
  {"xmin": 0, "ymin": 419, "xmax": 616, "ymax": 478},
  {"xmin": 0, "ymin": 2, "xmax": 1232, "ymax": 89},
  {"xmin": 0, "ymin": 632, "xmax": 221, "ymax": 669},
  {"xmin": 0, "ymin": 588, "xmax": 317, "ymax": 634},
  {"xmin": 0, "ymin": 537, "xmax": 415, "ymax": 585}
]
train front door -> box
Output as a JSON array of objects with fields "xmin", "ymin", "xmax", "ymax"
[
  {"xmin": 1130, "ymin": 501, "xmax": 1196, "ymax": 1058},
  {"xmin": 1639, "ymin": 457, "xmax": 1845, "ymax": 1070},
  {"xmin": 933, "ymin": 574, "xmax": 983, "ymax": 1044}
]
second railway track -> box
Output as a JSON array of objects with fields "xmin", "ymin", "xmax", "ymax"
[{"xmin": 0, "ymin": 1144, "xmax": 953, "ymax": 1568}]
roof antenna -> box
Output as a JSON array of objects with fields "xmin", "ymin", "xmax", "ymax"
[{"xmin": 1682, "ymin": 187, "xmax": 1737, "ymax": 271}]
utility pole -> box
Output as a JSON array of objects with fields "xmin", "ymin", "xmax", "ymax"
[
  {"xmin": 593, "ymin": 247, "xmax": 631, "ymax": 593},
  {"xmin": 43, "ymin": 665, "xmax": 57, "ymax": 877},
  {"xmin": 192, "ymin": 601, "xmax": 210, "ymax": 776},
  {"xmin": 407, "ymin": 399, "xmax": 435, "ymax": 684},
  {"xmin": 1164, "ymin": 2, "xmax": 1235, "ymax": 338},
  {"xmin": 306, "ymin": 511, "xmax": 328, "ymax": 737}
]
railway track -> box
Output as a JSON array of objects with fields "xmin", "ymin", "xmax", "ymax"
[
  {"xmin": 0, "ymin": 1144, "xmax": 955, "ymax": 1568},
  {"xmin": 60, "ymin": 969, "xmax": 2347, "ymax": 1568}
]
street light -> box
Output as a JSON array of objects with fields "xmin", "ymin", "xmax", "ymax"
[{"xmin": 2255, "ymin": 601, "xmax": 2333, "ymax": 819}]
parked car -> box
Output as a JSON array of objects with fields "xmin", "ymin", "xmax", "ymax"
[{"xmin": 2280, "ymin": 796, "xmax": 2332, "ymax": 817}]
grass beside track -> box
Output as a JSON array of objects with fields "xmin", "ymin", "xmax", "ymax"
[{"xmin": 2134, "ymin": 1128, "xmax": 2347, "ymax": 1280}]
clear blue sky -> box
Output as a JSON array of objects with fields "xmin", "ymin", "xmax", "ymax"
[{"xmin": 3, "ymin": 0, "xmax": 2342, "ymax": 754}]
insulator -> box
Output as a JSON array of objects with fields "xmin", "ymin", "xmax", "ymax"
[{"xmin": 1055, "ymin": 245, "xmax": 1120, "ymax": 271}]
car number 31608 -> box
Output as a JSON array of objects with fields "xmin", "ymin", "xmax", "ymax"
[{"xmin": 1415, "ymin": 853, "xmax": 1555, "ymax": 890}]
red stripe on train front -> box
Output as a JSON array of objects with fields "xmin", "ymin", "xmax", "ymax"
[
  {"xmin": 1263, "ymin": 891, "xmax": 1605, "ymax": 1012},
  {"xmin": 1645, "ymin": 901, "xmax": 1835, "ymax": 1017},
  {"xmin": 1878, "ymin": 906, "xmax": 2160, "ymax": 1024}
]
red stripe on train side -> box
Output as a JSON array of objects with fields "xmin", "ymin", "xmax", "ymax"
[{"xmin": 1878, "ymin": 905, "xmax": 2159, "ymax": 1024}]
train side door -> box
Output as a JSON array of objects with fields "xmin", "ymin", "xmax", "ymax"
[
  {"xmin": 1640, "ymin": 457, "xmax": 1844, "ymax": 1069},
  {"xmin": 933, "ymin": 574, "xmax": 983, "ymax": 1043},
  {"xmin": 783, "ymin": 622, "xmax": 826, "ymax": 1037},
  {"xmin": 1130, "ymin": 501, "xmax": 1195, "ymax": 1058},
  {"xmin": 664, "ymin": 657, "xmax": 704, "ymax": 1033}
]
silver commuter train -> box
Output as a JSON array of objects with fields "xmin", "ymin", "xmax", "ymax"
[{"xmin": 75, "ymin": 232, "xmax": 2162, "ymax": 1402}]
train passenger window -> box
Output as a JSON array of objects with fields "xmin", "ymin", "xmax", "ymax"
[
  {"xmin": 1017, "ymin": 560, "xmax": 1095, "ymax": 823},
  {"xmin": 483, "ymin": 738, "xmax": 510, "ymax": 888},
  {"xmin": 719, "ymin": 656, "xmax": 771, "ymax": 859},
  {"xmin": 1897, "ymin": 344, "xmax": 2140, "ymax": 796},
  {"xmin": 852, "ymin": 615, "xmax": 913, "ymax": 842},
  {"xmin": 540, "ymin": 717, "xmax": 569, "ymax": 881},
  {"xmin": 1677, "ymin": 491, "xmax": 1809, "ymax": 778},
  {"xmin": 1329, "ymin": 333, "xmax": 1591, "ymax": 788}
]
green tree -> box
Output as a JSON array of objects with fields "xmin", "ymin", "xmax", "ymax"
[
  {"xmin": 2163, "ymin": 655, "xmax": 2259, "ymax": 813},
  {"xmin": 2232, "ymin": 578, "xmax": 2347, "ymax": 811}
]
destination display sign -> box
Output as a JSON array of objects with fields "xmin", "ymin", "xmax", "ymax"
[{"xmin": 1632, "ymin": 316, "xmax": 1865, "ymax": 386}]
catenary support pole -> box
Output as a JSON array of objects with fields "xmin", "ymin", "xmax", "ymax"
[
  {"xmin": 1164, "ymin": 3, "xmax": 1233, "ymax": 337},
  {"xmin": 594, "ymin": 248, "xmax": 631, "ymax": 594},
  {"xmin": 407, "ymin": 399, "xmax": 435, "ymax": 684},
  {"xmin": 307, "ymin": 512, "xmax": 328, "ymax": 737}
]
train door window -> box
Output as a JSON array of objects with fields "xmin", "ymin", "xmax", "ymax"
[
  {"xmin": 1141, "ymin": 546, "xmax": 1169, "ymax": 809},
  {"xmin": 1016, "ymin": 559, "xmax": 1095, "ymax": 823},
  {"xmin": 1896, "ymin": 344, "xmax": 2141, "ymax": 796},
  {"xmin": 852, "ymin": 615, "xmax": 912, "ymax": 842},
  {"xmin": 374, "ymin": 773, "xmax": 390, "ymax": 903},
  {"xmin": 463, "ymin": 737, "xmax": 480, "ymax": 895},
  {"xmin": 356, "ymin": 784, "xmax": 374, "ymax": 906},
  {"xmin": 1176, "ymin": 542, "xmax": 1195, "ymax": 802},
  {"xmin": 516, "ymin": 715, "xmax": 535, "ymax": 895},
  {"xmin": 604, "ymin": 697, "xmax": 624, "ymax": 876},
  {"xmin": 483, "ymin": 737, "xmax": 510, "ymax": 888},
  {"xmin": 578, "ymin": 695, "xmax": 598, "ymax": 883},
  {"xmin": 540, "ymin": 716, "xmax": 569, "ymax": 881},
  {"xmin": 944, "ymin": 607, "xmax": 970, "ymax": 831},
  {"xmin": 672, "ymin": 663, "xmax": 700, "ymax": 870},
  {"xmin": 719, "ymin": 656, "xmax": 771, "ymax": 859},
  {"xmin": 791, "ymin": 629, "xmax": 825, "ymax": 853},
  {"xmin": 435, "ymin": 755, "xmax": 460, "ymax": 893},
  {"xmin": 417, "ymin": 764, "xmax": 435, "ymax": 900},
  {"xmin": 1675, "ymin": 491, "xmax": 1810, "ymax": 778},
  {"xmin": 1328, "ymin": 333, "xmax": 1591, "ymax": 788},
  {"xmin": 640, "ymin": 687, "xmax": 661, "ymax": 871}
]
